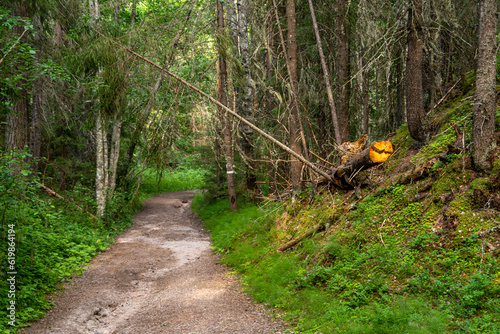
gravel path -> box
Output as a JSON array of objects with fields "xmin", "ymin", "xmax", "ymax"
[{"xmin": 20, "ymin": 191, "xmax": 286, "ymax": 334}]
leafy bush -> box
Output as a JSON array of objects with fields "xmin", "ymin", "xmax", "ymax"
[{"xmin": 0, "ymin": 150, "xmax": 132, "ymax": 332}]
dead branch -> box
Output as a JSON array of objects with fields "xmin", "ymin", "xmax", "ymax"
[
  {"xmin": 278, "ymin": 223, "xmax": 326, "ymax": 252},
  {"xmin": 430, "ymin": 77, "xmax": 462, "ymax": 113},
  {"xmin": 478, "ymin": 224, "xmax": 500, "ymax": 238},
  {"xmin": 38, "ymin": 183, "xmax": 98, "ymax": 219}
]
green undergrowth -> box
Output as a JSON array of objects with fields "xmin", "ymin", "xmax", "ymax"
[
  {"xmin": 0, "ymin": 150, "xmax": 134, "ymax": 333},
  {"xmin": 192, "ymin": 87, "xmax": 500, "ymax": 333},
  {"xmin": 138, "ymin": 167, "xmax": 208, "ymax": 200},
  {"xmin": 194, "ymin": 187, "xmax": 500, "ymax": 333}
]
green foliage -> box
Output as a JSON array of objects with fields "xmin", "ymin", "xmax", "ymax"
[
  {"xmin": 139, "ymin": 167, "xmax": 208, "ymax": 199},
  {"xmin": 194, "ymin": 176, "xmax": 500, "ymax": 333},
  {"xmin": 0, "ymin": 150, "xmax": 133, "ymax": 332}
]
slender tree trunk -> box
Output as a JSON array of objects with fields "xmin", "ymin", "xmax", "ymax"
[
  {"xmin": 131, "ymin": 0, "xmax": 137, "ymax": 28},
  {"xmin": 318, "ymin": 102, "xmax": 327, "ymax": 158},
  {"xmin": 108, "ymin": 115, "xmax": 122, "ymax": 200},
  {"xmin": 103, "ymin": 124, "xmax": 109, "ymax": 195},
  {"xmin": 217, "ymin": 0, "xmax": 238, "ymax": 211},
  {"xmin": 406, "ymin": 0, "xmax": 428, "ymax": 142},
  {"xmin": 396, "ymin": 47, "xmax": 406, "ymax": 128},
  {"xmin": 96, "ymin": 112, "xmax": 106, "ymax": 217},
  {"xmin": 89, "ymin": 0, "xmax": 100, "ymax": 26},
  {"xmin": 114, "ymin": 0, "xmax": 120, "ymax": 24},
  {"xmin": 361, "ymin": 43, "xmax": 370, "ymax": 136},
  {"xmin": 31, "ymin": 14, "xmax": 44, "ymax": 169},
  {"xmin": 236, "ymin": 0, "xmax": 257, "ymax": 198},
  {"xmin": 7, "ymin": 1, "xmax": 29, "ymax": 151},
  {"xmin": 286, "ymin": 0, "xmax": 302, "ymax": 194},
  {"xmin": 337, "ymin": 0, "xmax": 350, "ymax": 142},
  {"xmin": 265, "ymin": 14, "xmax": 275, "ymax": 114},
  {"xmin": 266, "ymin": 14, "xmax": 277, "ymax": 196},
  {"xmin": 89, "ymin": 0, "xmax": 106, "ymax": 217},
  {"xmin": 307, "ymin": 0, "xmax": 342, "ymax": 145},
  {"xmin": 473, "ymin": 0, "xmax": 497, "ymax": 171}
]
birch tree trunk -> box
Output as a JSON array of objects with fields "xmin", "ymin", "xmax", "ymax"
[
  {"xmin": 228, "ymin": 0, "xmax": 257, "ymax": 197},
  {"xmin": 237, "ymin": 0, "xmax": 257, "ymax": 197},
  {"xmin": 96, "ymin": 112, "xmax": 106, "ymax": 217},
  {"xmin": 108, "ymin": 115, "xmax": 122, "ymax": 201},
  {"xmin": 89, "ymin": 0, "xmax": 106, "ymax": 217},
  {"xmin": 361, "ymin": 43, "xmax": 370, "ymax": 136}
]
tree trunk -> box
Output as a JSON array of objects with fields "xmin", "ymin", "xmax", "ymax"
[
  {"xmin": 473, "ymin": 0, "xmax": 497, "ymax": 171},
  {"xmin": 114, "ymin": 0, "xmax": 120, "ymax": 25},
  {"xmin": 337, "ymin": 0, "xmax": 350, "ymax": 142},
  {"xmin": 108, "ymin": 115, "xmax": 122, "ymax": 201},
  {"xmin": 396, "ymin": 48, "xmax": 406, "ymax": 128},
  {"xmin": 361, "ymin": 43, "xmax": 370, "ymax": 136},
  {"xmin": 30, "ymin": 14, "xmax": 44, "ymax": 169},
  {"xmin": 217, "ymin": 0, "xmax": 238, "ymax": 211},
  {"xmin": 131, "ymin": 0, "xmax": 137, "ymax": 28},
  {"xmin": 286, "ymin": 0, "xmax": 302, "ymax": 194},
  {"xmin": 307, "ymin": 0, "xmax": 342, "ymax": 145},
  {"xmin": 96, "ymin": 112, "xmax": 106, "ymax": 217},
  {"xmin": 7, "ymin": 1, "xmax": 29, "ymax": 151},
  {"xmin": 89, "ymin": 0, "xmax": 100, "ymax": 26},
  {"xmin": 406, "ymin": 0, "xmax": 428, "ymax": 143},
  {"xmin": 7, "ymin": 100, "xmax": 28, "ymax": 150},
  {"xmin": 236, "ymin": 0, "xmax": 257, "ymax": 198}
]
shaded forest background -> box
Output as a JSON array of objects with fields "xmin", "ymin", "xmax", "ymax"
[{"xmin": 1, "ymin": 0, "xmax": 494, "ymax": 207}]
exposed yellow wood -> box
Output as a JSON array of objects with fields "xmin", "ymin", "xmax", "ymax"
[{"xmin": 369, "ymin": 141, "xmax": 394, "ymax": 163}]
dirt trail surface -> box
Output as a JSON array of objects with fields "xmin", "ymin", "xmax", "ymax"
[{"xmin": 21, "ymin": 191, "xmax": 285, "ymax": 334}]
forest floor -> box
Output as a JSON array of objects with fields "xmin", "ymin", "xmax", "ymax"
[{"xmin": 19, "ymin": 191, "xmax": 285, "ymax": 334}]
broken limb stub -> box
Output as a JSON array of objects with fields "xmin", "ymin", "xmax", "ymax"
[{"xmin": 328, "ymin": 141, "xmax": 394, "ymax": 189}]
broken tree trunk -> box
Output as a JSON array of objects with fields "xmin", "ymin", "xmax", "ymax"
[
  {"xmin": 278, "ymin": 223, "xmax": 326, "ymax": 252},
  {"xmin": 399, "ymin": 123, "xmax": 464, "ymax": 184},
  {"xmin": 38, "ymin": 183, "xmax": 98, "ymax": 219},
  {"xmin": 327, "ymin": 141, "xmax": 394, "ymax": 189}
]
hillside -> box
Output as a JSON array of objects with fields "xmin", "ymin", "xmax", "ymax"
[{"xmin": 193, "ymin": 75, "xmax": 500, "ymax": 333}]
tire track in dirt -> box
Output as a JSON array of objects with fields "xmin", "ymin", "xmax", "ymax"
[{"xmin": 21, "ymin": 191, "xmax": 285, "ymax": 334}]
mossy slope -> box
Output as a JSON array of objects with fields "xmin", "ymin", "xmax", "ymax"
[{"xmin": 193, "ymin": 79, "xmax": 500, "ymax": 333}]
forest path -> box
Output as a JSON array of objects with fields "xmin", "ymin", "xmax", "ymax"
[{"xmin": 21, "ymin": 191, "xmax": 285, "ymax": 334}]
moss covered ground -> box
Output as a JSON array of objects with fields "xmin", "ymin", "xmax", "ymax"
[{"xmin": 192, "ymin": 79, "xmax": 500, "ymax": 333}]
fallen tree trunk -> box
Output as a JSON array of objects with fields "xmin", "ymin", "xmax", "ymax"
[
  {"xmin": 327, "ymin": 141, "xmax": 394, "ymax": 189},
  {"xmin": 93, "ymin": 29, "xmax": 333, "ymax": 183},
  {"xmin": 38, "ymin": 183, "xmax": 98, "ymax": 219},
  {"xmin": 399, "ymin": 123, "xmax": 464, "ymax": 184},
  {"xmin": 278, "ymin": 223, "xmax": 326, "ymax": 252}
]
